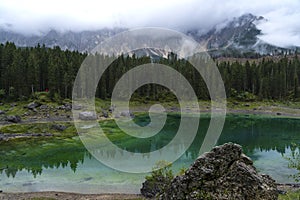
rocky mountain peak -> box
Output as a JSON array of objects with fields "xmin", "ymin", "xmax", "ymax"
[{"xmin": 0, "ymin": 13, "xmax": 296, "ymax": 56}]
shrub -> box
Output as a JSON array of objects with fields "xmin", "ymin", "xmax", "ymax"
[{"xmin": 141, "ymin": 160, "xmax": 174, "ymax": 198}]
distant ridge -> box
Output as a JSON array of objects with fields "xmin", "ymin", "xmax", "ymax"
[{"xmin": 0, "ymin": 14, "xmax": 299, "ymax": 56}]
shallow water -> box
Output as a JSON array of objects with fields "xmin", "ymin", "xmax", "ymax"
[{"xmin": 0, "ymin": 114, "xmax": 300, "ymax": 193}]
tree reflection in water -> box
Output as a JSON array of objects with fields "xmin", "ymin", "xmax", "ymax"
[{"xmin": 1, "ymin": 114, "xmax": 300, "ymax": 178}]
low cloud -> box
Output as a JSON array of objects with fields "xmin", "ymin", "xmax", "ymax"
[
  {"xmin": 257, "ymin": 7, "xmax": 300, "ymax": 47},
  {"xmin": 0, "ymin": 0, "xmax": 299, "ymax": 47}
]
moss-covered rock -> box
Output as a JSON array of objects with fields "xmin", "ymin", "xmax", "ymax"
[{"xmin": 142, "ymin": 143, "xmax": 278, "ymax": 200}]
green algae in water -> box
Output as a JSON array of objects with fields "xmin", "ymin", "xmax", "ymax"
[{"xmin": 1, "ymin": 114, "xmax": 300, "ymax": 193}]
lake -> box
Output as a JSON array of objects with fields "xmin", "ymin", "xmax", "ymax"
[{"xmin": 0, "ymin": 114, "xmax": 300, "ymax": 193}]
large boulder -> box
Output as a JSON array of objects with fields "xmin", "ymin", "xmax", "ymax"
[
  {"xmin": 142, "ymin": 143, "xmax": 278, "ymax": 200},
  {"xmin": 78, "ymin": 111, "xmax": 97, "ymax": 120}
]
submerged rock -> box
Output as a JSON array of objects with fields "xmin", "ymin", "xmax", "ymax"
[{"xmin": 141, "ymin": 143, "xmax": 278, "ymax": 200}]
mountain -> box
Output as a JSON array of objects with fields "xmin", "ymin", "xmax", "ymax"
[
  {"xmin": 0, "ymin": 14, "xmax": 297, "ymax": 56},
  {"xmin": 187, "ymin": 13, "xmax": 295, "ymax": 57},
  {"xmin": 0, "ymin": 28, "xmax": 126, "ymax": 52}
]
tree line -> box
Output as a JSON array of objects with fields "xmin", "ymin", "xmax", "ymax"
[{"xmin": 0, "ymin": 42, "xmax": 299, "ymax": 101}]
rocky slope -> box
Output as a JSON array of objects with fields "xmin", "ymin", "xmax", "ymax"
[{"xmin": 188, "ymin": 13, "xmax": 295, "ymax": 57}]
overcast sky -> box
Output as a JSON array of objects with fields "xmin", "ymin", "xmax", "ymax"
[{"xmin": 0, "ymin": 0, "xmax": 300, "ymax": 47}]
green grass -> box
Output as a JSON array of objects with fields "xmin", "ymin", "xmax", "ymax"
[
  {"xmin": 279, "ymin": 190, "xmax": 300, "ymax": 200},
  {"xmin": 0, "ymin": 122, "xmax": 77, "ymax": 137},
  {"xmin": 1, "ymin": 97, "xmax": 300, "ymax": 115},
  {"xmin": 0, "ymin": 101, "xmax": 28, "ymax": 116}
]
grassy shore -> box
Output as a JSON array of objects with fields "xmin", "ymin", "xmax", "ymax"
[
  {"xmin": 0, "ymin": 192, "xmax": 144, "ymax": 200},
  {"xmin": 1, "ymin": 99, "xmax": 300, "ymax": 140},
  {"xmin": 0, "ymin": 190, "xmax": 299, "ymax": 200},
  {"xmin": 279, "ymin": 190, "xmax": 300, "ymax": 200}
]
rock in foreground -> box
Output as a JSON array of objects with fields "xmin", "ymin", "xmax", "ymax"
[{"xmin": 143, "ymin": 143, "xmax": 278, "ymax": 200}]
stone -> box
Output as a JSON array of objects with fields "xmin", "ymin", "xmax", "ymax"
[
  {"xmin": 57, "ymin": 105, "xmax": 65, "ymax": 110},
  {"xmin": 244, "ymin": 103, "xmax": 250, "ymax": 107},
  {"xmin": 120, "ymin": 111, "xmax": 134, "ymax": 118},
  {"xmin": 64, "ymin": 103, "xmax": 72, "ymax": 111},
  {"xmin": 73, "ymin": 104, "xmax": 83, "ymax": 110},
  {"xmin": 51, "ymin": 124, "xmax": 67, "ymax": 131},
  {"xmin": 170, "ymin": 107, "xmax": 177, "ymax": 111},
  {"xmin": 23, "ymin": 112, "xmax": 29, "ymax": 116},
  {"xmin": 6, "ymin": 115, "xmax": 21, "ymax": 123},
  {"xmin": 79, "ymin": 111, "xmax": 97, "ymax": 120},
  {"xmin": 40, "ymin": 105, "xmax": 48, "ymax": 110},
  {"xmin": 141, "ymin": 143, "xmax": 278, "ymax": 200},
  {"xmin": 27, "ymin": 102, "xmax": 40, "ymax": 109},
  {"xmin": 10, "ymin": 103, "xmax": 17, "ymax": 107},
  {"xmin": 102, "ymin": 111, "xmax": 109, "ymax": 118},
  {"xmin": 114, "ymin": 113, "xmax": 120, "ymax": 118},
  {"xmin": 109, "ymin": 105, "xmax": 116, "ymax": 112},
  {"xmin": 57, "ymin": 103, "xmax": 72, "ymax": 111},
  {"xmin": 0, "ymin": 110, "xmax": 5, "ymax": 115}
]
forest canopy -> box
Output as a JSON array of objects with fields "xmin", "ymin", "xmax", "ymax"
[{"xmin": 0, "ymin": 42, "xmax": 299, "ymax": 101}]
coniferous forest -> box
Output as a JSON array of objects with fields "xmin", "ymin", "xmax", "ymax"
[{"xmin": 0, "ymin": 42, "xmax": 299, "ymax": 101}]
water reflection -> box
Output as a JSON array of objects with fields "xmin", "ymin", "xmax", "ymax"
[
  {"xmin": 218, "ymin": 115, "xmax": 300, "ymax": 156},
  {"xmin": 1, "ymin": 114, "xmax": 300, "ymax": 181},
  {"xmin": 0, "ymin": 137, "xmax": 90, "ymax": 178}
]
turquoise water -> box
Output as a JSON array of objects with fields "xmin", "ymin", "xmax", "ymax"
[{"xmin": 0, "ymin": 114, "xmax": 300, "ymax": 193}]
